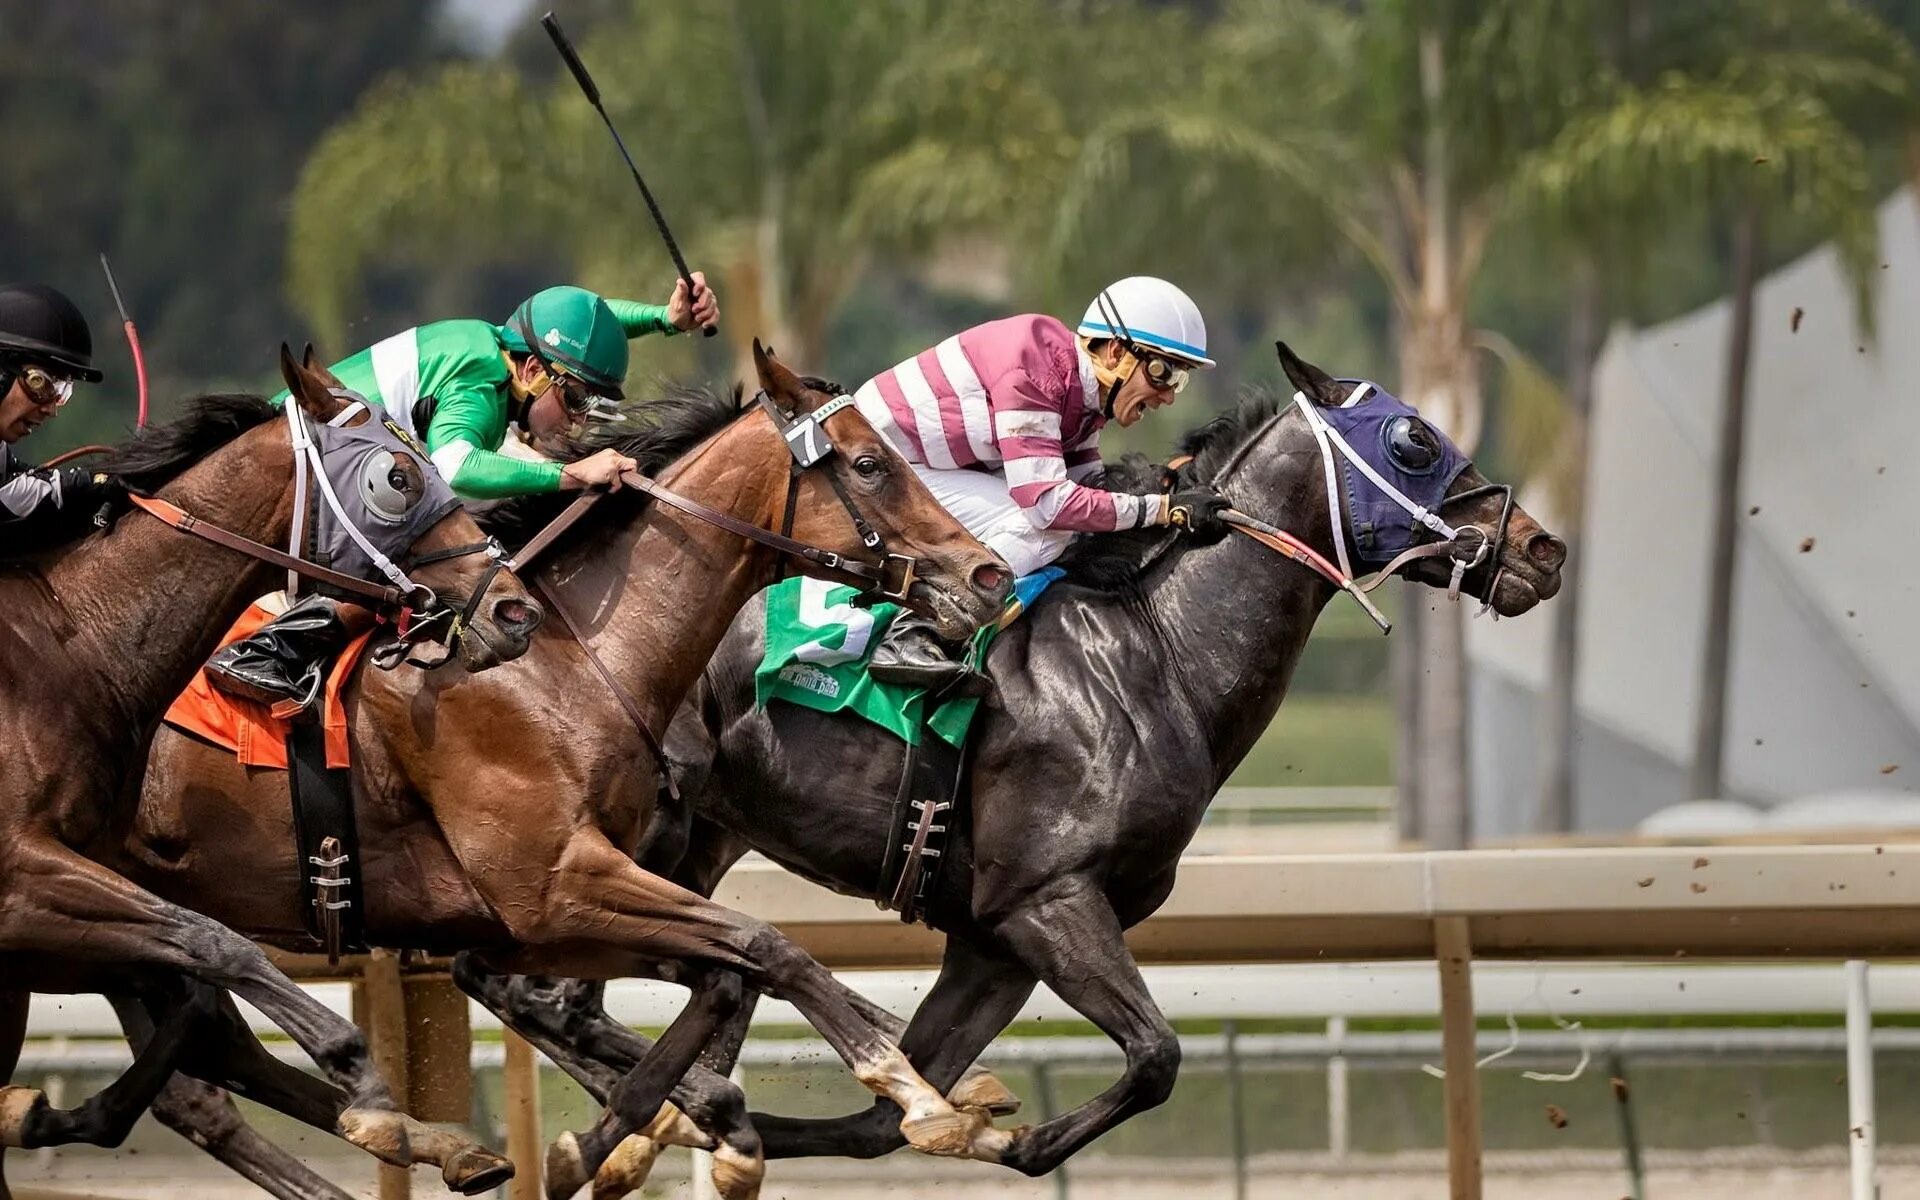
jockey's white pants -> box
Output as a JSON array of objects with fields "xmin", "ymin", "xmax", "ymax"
[{"xmin": 910, "ymin": 463, "xmax": 1076, "ymax": 578}]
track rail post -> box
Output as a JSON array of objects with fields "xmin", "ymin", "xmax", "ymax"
[{"xmin": 1435, "ymin": 916, "xmax": 1483, "ymax": 1200}]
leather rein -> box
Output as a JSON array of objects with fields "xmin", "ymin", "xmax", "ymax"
[
  {"xmin": 120, "ymin": 400, "xmax": 504, "ymax": 664},
  {"xmin": 507, "ymin": 389, "xmax": 929, "ymax": 801}
]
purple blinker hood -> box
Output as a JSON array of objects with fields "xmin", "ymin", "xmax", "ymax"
[{"xmin": 1307, "ymin": 381, "xmax": 1471, "ymax": 564}]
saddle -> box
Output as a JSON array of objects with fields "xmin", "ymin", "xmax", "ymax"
[{"xmin": 164, "ymin": 599, "xmax": 371, "ymax": 962}]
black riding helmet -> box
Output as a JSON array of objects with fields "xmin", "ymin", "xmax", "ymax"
[{"xmin": 0, "ymin": 283, "xmax": 103, "ymax": 382}]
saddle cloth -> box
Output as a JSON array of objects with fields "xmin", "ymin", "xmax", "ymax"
[
  {"xmin": 164, "ymin": 596, "xmax": 374, "ymax": 770},
  {"xmin": 754, "ymin": 567, "xmax": 1062, "ymax": 747}
]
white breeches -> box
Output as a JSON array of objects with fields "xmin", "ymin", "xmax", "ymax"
[{"xmin": 910, "ymin": 463, "xmax": 1076, "ymax": 578}]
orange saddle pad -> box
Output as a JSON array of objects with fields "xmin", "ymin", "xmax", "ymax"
[{"xmin": 164, "ymin": 600, "xmax": 374, "ymax": 770}]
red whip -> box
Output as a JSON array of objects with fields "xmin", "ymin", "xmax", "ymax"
[{"xmin": 98, "ymin": 254, "xmax": 148, "ymax": 429}]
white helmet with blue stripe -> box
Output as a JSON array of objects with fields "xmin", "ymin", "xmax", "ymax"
[{"xmin": 1077, "ymin": 276, "xmax": 1214, "ymax": 369}]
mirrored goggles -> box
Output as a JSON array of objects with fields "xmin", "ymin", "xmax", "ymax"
[
  {"xmin": 14, "ymin": 365, "xmax": 76, "ymax": 408},
  {"xmin": 1133, "ymin": 349, "xmax": 1190, "ymax": 394}
]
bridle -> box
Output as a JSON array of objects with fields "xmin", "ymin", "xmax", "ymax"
[
  {"xmin": 507, "ymin": 385, "xmax": 937, "ymax": 800},
  {"xmin": 126, "ymin": 394, "xmax": 507, "ymax": 668},
  {"xmin": 509, "ymin": 390, "xmax": 922, "ymax": 603},
  {"xmin": 1181, "ymin": 386, "xmax": 1516, "ymax": 634}
]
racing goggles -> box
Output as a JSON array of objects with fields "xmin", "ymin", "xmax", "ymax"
[
  {"xmin": 1132, "ymin": 348, "xmax": 1191, "ymax": 394},
  {"xmin": 11, "ymin": 364, "xmax": 76, "ymax": 408}
]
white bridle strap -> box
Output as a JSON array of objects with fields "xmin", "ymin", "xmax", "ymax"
[
  {"xmin": 285, "ymin": 401, "xmax": 311, "ymax": 596},
  {"xmin": 1291, "ymin": 392, "xmax": 1461, "ymax": 548},
  {"xmin": 1295, "ymin": 392, "xmax": 1356, "ymax": 581}
]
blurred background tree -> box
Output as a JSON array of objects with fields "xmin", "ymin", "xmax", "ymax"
[{"xmin": 10, "ymin": 0, "xmax": 1919, "ymax": 829}]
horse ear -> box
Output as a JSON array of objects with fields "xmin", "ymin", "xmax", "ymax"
[
  {"xmin": 301, "ymin": 344, "xmax": 348, "ymax": 393},
  {"xmin": 1276, "ymin": 341, "xmax": 1345, "ymax": 407},
  {"xmin": 282, "ymin": 341, "xmax": 344, "ymax": 422},
  {"xmin": 754, "ymin": 337, "xmax": 805, "ymax": 406}
]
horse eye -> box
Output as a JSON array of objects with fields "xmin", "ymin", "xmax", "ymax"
[
  {"xmin": 854, "ymin": 455, "xmax": 883, "ymax": 478},
  {"xmin": 1386, "ymin": 416, "xmax": 1439, "ymax": 471},
  {"xmin": 388, "ymin": 468, "xmax": 409, "ymax": 492}
]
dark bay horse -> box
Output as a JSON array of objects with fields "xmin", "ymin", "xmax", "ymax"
[
  {"xmin": 0, "ymin": 347, "xmax": 540, "ymax": 1194},
  {"xmin": 122, "ymin": 345, "xmax": 1013, "ymax": 1196},
  {"xmin": 469, "ymin": 342, "xmax": 1567, "ymax": 1193}
]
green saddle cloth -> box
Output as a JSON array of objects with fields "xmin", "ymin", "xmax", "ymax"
[{"xmin": 754, "ymin": 577, "xmax": 999, "ymax": 748}]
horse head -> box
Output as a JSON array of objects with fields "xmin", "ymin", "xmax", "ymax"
[
  {"xmin": 276, "ymin": 344, "xmax": 544, "ymax": 668},
  {"xmin": 751, "ymin": 339, "xmax": 1012, "ymax": 638}
]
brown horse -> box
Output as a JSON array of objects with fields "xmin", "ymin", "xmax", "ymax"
[
  {"xmin": 122, "ymin": 345, "xmax": 1012, "ymax": 1196},
  {"xmin": 0, "ymin": 347, "xmax": 540, "ymax": 1195}
]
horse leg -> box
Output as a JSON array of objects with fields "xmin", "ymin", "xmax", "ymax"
[
  {"xmin": 453, "ymin": 962, "xmax": 766, "ymax": 1200},
  {"xmin": 108, "ymin": 991, "xmax": 351, "ymax": 1200},
  {"xmin": 122, "ymin": 986, "xmax": 512, "ymax": 1196},
  {"xmin": 494, "ymin": 836, "xmax": 999, "ymax": 1175},
  {"xmin": 0, "ymin": 989, "xmax": 24, "ymax": 1200},
  {"xmin": 150, "ymin": 1074, "xmax": 352, "ymax": 1200},
  {"xmin": 982, "ymin": 882, "xmax": 1182, "ymax": 1177},
  {"xmin": 0, "ymin": 978, "xmax": 216, "ymax": 1151},
  {"xmin": 748, "ymin": 937, "xmax": 1036, "ymax": 1161},
  {"xmin": 0, "ymin": 839, "xmax": 415, "ymax": 1169},
  {"xmin": 541, "ymin": 964, "xmax": 747, "ymax": 1200}
]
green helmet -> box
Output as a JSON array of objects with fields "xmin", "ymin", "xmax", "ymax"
[{"xmin": 503, "ymin": 285, "xmax": 628, "ymax": 399}]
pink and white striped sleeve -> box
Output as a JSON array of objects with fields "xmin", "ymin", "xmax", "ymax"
[{"xmin": 995, "ymin": 374, "xmax": 1148, "ymax": 533}]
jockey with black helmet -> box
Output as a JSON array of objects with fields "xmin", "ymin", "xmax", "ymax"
[{"xmin": 0, "ymin": 283, "xmax": 117, "ymax": 555}]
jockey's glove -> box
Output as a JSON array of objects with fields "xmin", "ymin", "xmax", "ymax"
[{"xmin": 1164, "ymin": 488, "xmax": 1231, "ymax": 543}]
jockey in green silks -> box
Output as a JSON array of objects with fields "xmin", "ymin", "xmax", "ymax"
[{"xmin": 205, "ymin": 275, "xmax": 720, "ymax": 714}]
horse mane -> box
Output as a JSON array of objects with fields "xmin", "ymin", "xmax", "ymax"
[
  {"xmin": 96, "ymin": 393, "xmax": 278, "ymax": 491},
  {"xmin": 476, "ymin": 376, "xmax": 845, "ymax": 548},
  {"xmin": 1055, "ymin": 385, "xmax": 1291, "ymax": 594},
  {"xmin": 1175, "ymin": 384, "xmax": 1290, "ymax": 483}
]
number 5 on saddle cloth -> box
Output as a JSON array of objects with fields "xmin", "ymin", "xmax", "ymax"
[{"xmin": 755, "ymin": 568, "xmax": 1063, "ymax": 924}]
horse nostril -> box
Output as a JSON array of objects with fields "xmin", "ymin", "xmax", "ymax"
[
  {"xmin": 492, "ymin": 597, "xmax": 545, "ymax": 635},
  {"xmin": 1527, "ymin": 533, "xmax": 1568, "ymax": 572},
  {"xmin": 972, "ymin": 562, "xmax": 1012, "ymax": 601}
]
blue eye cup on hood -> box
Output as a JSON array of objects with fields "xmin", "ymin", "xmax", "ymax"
[{"xmin": 1319, "ymin": 381, "xmax": 1471, "ymax": 563}]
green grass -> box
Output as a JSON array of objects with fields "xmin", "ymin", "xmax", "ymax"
[{"xmin": 1226, "ymin": 693, "xmax": 1396, "ymax": 787}]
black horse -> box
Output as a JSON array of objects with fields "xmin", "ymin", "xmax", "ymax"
[
  {"xmin": 454, "ymin": 341, "xmax": 1566, "ymax": 1195},
  {"xmin": 127, "ymin": 343, "xmax": 1566, "ymax": 1198}
]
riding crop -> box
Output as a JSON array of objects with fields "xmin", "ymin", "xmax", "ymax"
[{"xmin": 540, "ymin": 10, "xmax": 717, "ymax": 339}]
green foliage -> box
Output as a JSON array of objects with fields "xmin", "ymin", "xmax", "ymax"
[{"xmin": 0, "ymin": 0, "xmax": 454, "ymax": 448}]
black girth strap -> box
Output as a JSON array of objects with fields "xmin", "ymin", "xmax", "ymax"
[
  {"xmin": 286, "ymin": 722, "xmax": 366, "ymax": 964},
  {"xmin": 878, "ymin": 726, "xmax": 964, "ymax": 926}
]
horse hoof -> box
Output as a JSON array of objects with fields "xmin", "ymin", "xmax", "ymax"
[
  {"xmin": 444, "ymin": 1144, "xmax": 517, "ymax": 1195},
  {"xmin": 712, "ymin": 1141, "xmax": 767, "ymax": 1200},
  {"xmin": 644, "ymin": 1102, "xmax": 713, "ymax": 1149},
  {"xmin": 0, "ymin": 1087, "xmax": 47, "ymax": 1149},
  {"xmin": 545, "ymin": 1129, "xmax": 591, "ymax": 1200},
  {"xmin": 898, "ymin": 1100, "xmax": 988, "ymax": 1158},
  {"xmin": 336, "ymin": 1107, "xmax": 413, "ymax": 1167},
  {"xmin": 948, "ymin": 1067, "xmax": 1022, "ymax": 1117},
  {"xmin": 591, "ymin": 1134, "xmax": 660, "ymax": 1199}
]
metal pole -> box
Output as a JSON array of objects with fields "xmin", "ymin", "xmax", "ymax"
[
  {"xmin": 1847, "ymin": 960, "xmax": 1878, "ymax": 1200},
  {"xmin": 1608, "ymin": 1052, "xmax": 1645, "ymax": 1200},
  {"xmin": 1031, "ymin": 1060, "xmax": 1066, "ymax": 1200},
  {"xmin": 1327, "ymin": 1016, "xmax": 1351, "ymax": 1162},
  {"xmin": 1225, "ymin": 1019, "xmax": 1248, "ymax": 1200},
  {"xmin": 1435, "ymin": 916, "xmax": 1483, "ymax": 1200}
]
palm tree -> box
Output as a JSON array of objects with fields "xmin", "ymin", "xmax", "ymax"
[
  {"xmin": 1050, "ymin": 0, "xmax": 1913, "ymax": 842},
  {"xmin": 1513, "ymin": 0, "xmax": 1914, "ymax": 818},
  {"xmin": 289, "ymin": 1, "xmax": 919, "ymax": 371},
  {"xmin": 1046, "ymin": 0, "xmax": 1614, "ymax": 847}
]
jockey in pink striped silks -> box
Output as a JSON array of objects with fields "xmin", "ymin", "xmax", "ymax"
[{"xmin": 864, "ymin": 276, "xmax": 1234, "ymax": 694}]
